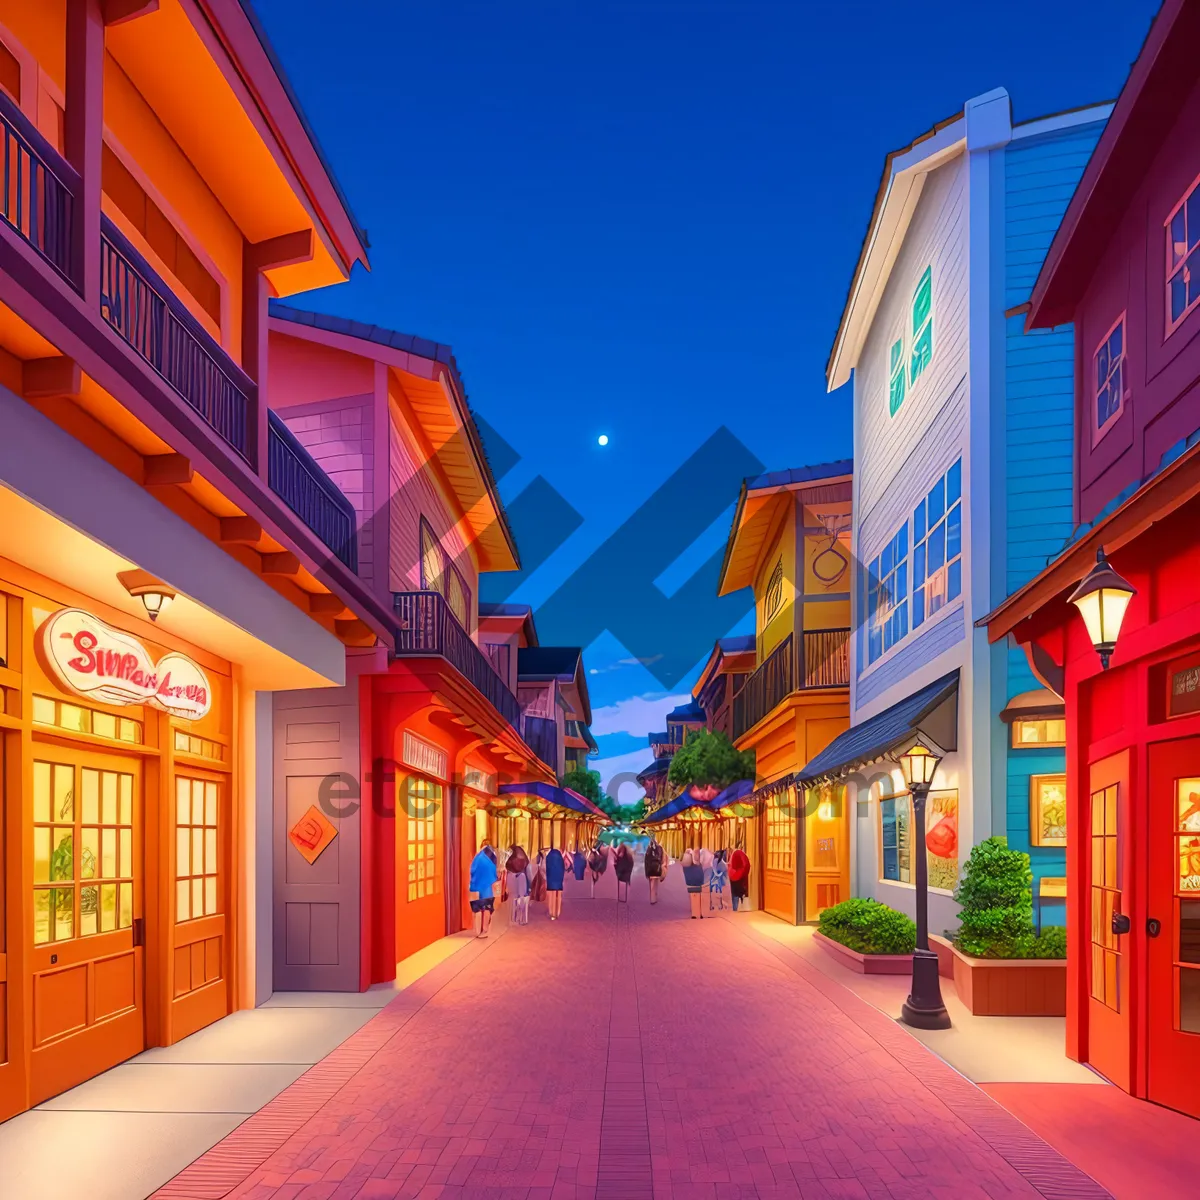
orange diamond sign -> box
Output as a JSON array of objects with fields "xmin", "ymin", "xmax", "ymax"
[{"xmin": 289, "ymin": 804, "xmax": 338, "ymax": 865}]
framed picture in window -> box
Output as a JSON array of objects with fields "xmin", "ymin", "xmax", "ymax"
[{"xmin": 1030, "ymin": 774, "xmax": 1068, "ymax": 847}]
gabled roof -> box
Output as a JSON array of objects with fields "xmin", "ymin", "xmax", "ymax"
[
  {"xmin": 517, "ymin": 646, "xmax": 591, "ymax": 725},
  {"xmin": 666, "ymin": 700, "xmax": 705, "ymax": 724},
  {"xmin": 636, "ymin": 756, "xmax": 672, "ymax": 783},
  {"xmin": 268, "ymin": 304, "xmax": 519, "ymax": 573},
  {"xmin": 1028, "ymin": 0, "xmax": 1195, "ymax": 329},
  {"xmin": 718, "ymin": 460, "xmax": 854, "ymax": 596},
  {"xmin": 478, "ymin": 602, "xmax": 539, "ymax": 647},
  {"xmin": 693, "ymin": 634, "xmax": 757, "ymax": 702}
]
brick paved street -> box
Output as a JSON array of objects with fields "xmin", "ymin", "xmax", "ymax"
[{"xmin": 155, "ymin": 866, "xmax": 1112, "ymax": 1200}]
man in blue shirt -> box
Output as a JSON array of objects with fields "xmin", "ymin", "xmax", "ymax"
[{"xmin": 468, "ymin": 844, "xmax": 499, "ymax": 938}]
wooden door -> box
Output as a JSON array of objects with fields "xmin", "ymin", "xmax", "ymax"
[
  {"xmin": 762, "ymin": 788, "xmax": 798, "ymax": 922},
  {"xmin": 30, "ymin": 748, "xmax": 144, "ymax": 1104},
  {"xmin": 1146, "ymin": 738, "xmax": 1200, "ymax": 1118},
  {"xmin": 396, "ymin": 774, "xmax": 444, "ymax": 964},
  {"xmin": 170, "ymin": 770, "xmax": 230, "ymax": 1042},
  {"xmin": 1085, "ymin": 752, "xmax": 1131, "ymax": 1091},
  {"xmin": 273, "ymin": 697, "xmax": 361, "ymax": 992},
  {"xmin": 805, "ymin": 784, "xmax": 848, "ymax": 920}
]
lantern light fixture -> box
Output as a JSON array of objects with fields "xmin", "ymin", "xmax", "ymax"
[
  {"xmin": 117, "ymin": 569, "xmax": 176, "ymax": 623},
  {"xmin": 1068, "ymin": 547, "xmax": 1136, "ymax": 669},
  {"xmin": 898, "ymin": 738, "xmax": 943, "ymax": 792}
]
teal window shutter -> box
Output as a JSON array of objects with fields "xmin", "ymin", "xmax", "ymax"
[{"xmin": 910, "ymin": 266, "xmax": 933, "ymax": 384}]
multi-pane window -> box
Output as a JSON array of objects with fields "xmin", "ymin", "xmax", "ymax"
[
  {"xmin": 33, "ymin": 695, "xmax": 142, "ymax": 743},
  {"xmin": 34, "ymin": 760, "xmax": 134, "ymax": 944},
  {"xmin": 1090, "ymin": 784, "xmax": 1121, "ymax": 1011},
  {"xmin": 913, "ymin": 459, "xmax": 962, "ymax": 628},
  {"xmin": 1012, "ymin": 717, "xmax": 1066, "ymax": 748},
  {"xmin": 1093, "ymin": 317, "xmax": 1125, "ymax": 441},
  {"xmin": 763, "ymin": 559, "xmax": 784, "ymax": 623},
  {"xmin": 176, "ymin": 776, "xmax": 219, "ymax": 921},
  {"xmin": 174, "ymin": 729, "xmax": 225, "ymax": 762},
  {"xmin": 1167, "ymin": 179, "xmax": 1200, "ymax": 332},
  {"xmin": 420, "ymin": 517, "xmax": 445, "ymax": 595},
  {"xmin": 405, "ymin": 777, "xmax": 443, "ymax": 902},
  {"xmin": 909, "ymin": 267, "xmax": 933, "ymax": 384},
  {"xmin": 765, "ymin": 790, "xmax": 794, "ymax": 872},
  {"xmin": 867, "ymin": 525, "xmax": 908, "ymax": 664},
  {"xmin": 888, "ymin": 337, "xmax": 906, "ymax": 417},
  {"xmin": 880, "ymin": 792, "xmax": 912, "ymax": 883},
  {"xmin": 446, "ymin": 564, "xmax": 470, "ymax": 629}
]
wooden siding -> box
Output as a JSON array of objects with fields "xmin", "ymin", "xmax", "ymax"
[
  {"xmin": 1004, "ymin": 123, "xmax": 1104, "ymax": 594},
  {"xmin": 387, "ymin": 398, "xmax": 476, "ymax": 625},
  {"xmin": 856, "ymin": 607, "xmax": 965, "ymax": 709},
  {"xmin": 279, "ymin": 395, "xmax": 375, "ymax": 592}
]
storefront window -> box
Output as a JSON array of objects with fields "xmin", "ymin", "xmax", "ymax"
[
  {"xmin": 173, "ymin": 729, "xmax": 225, "ymax": 762},
  {"xmin": 1180, "ymin": 900, "xmax": 1200, "ymax": 1035},
  {"xmin": 176, "ymin": 776, "xmax": 219, "ymax": 921},
  {"xmin": 34, "ymin": 759, "xmax": 135, "ymax": 944},
  {"xmin": 33, "ymin": 695, "xmax": 143, "ymax": 743},
  {"xmin": 405, "ymin": 776, "xmax": 443, "ymax": 902},
  {"xmin": 1090, "ymin": 783, "xmax": 1121, "ymax": 1012},
  {"xmin": 1011, "ymin": 718, "xmax": 1066, "ymax": 747},
  {"xmin": 1177, "ymin": 779, "xmax": 1200, "ymax": 893},
  {"xmin": 1030, "ymin": 775, "xmax": 1068, "ymax": 847},
  {"xmin": 880, "ymin": 792, "xmax": 911, "ymax": 883},
  {"xmin": 765, "ymin": 789, "xmax": 794, "ymax": 871}
]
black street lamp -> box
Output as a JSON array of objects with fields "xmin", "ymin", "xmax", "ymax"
[{"xmin": 897, "ymin": 733, "xmax": 952, "ymax": 1030}]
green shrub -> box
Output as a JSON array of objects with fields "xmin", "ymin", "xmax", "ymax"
[
  {"xmin": 953, "ymin": 837, "xmax": 1059, "ymax": 958},
  {"xmin": 818, "ymin": 897, "xmax": 916, "ymax": 955}
]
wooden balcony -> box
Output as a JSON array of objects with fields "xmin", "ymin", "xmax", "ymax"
[
  {"xmin": 393, "ymin": 591, "xmax": 523, "ymax": 736},
  {"xmin": 733, "ymin": 628, "xmax": 850, "ymax": 740}
]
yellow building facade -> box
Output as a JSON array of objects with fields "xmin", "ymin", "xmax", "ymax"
[{"xmin": 717, "ymin": 461, "xmax": 853, "ymax": 923}]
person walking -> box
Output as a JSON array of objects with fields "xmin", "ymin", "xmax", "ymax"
[
  {"xmin": 531, "ymin": 850, "xmax": 548, "ymax": 906},
  {"xmin": 506, "ymin": 844, "xmax": 531, "ymax": 925},
  {"xmin": 729, "ymin": 845, "xmax": 751, "ymax": 911},
  {"xmin": 709, "ymin": 848, "xmax": 729, "ymax": 911},
  {"xmin": 613, "ymin": 842, "xmax": 634, "ymax": 902},
  {"xmin": 643, "ymin": 836, "xmax": 665, "ymax": 904},
  {"xmin": 572, "ymin": 843, "xmax": 588, "ymax": 882},
  {"xmin": 587, "ymin": 842, "xmax": 608, "ymax": 898},
  {"xmin": 698, "ymin": 846, "xmax": 715, "ymax": 893},
  {"xmin": 546, "ymin": 845, "xmax": 566, "ymax": 919},
  {"xmin": 468, "ymin": 843, "xmax": 498, "ymax": 938},
  {"xmin": 681, "ymin": 849, "xmax": 705, "ymax": 919}
]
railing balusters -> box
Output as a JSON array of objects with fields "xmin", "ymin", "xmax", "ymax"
[{"xmin": 732, "ymin": 628, "xmax": 851, "ymax": 739}]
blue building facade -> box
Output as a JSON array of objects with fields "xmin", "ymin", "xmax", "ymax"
[{"xmin": 818, "ymin": 90, "xmax": 1108, "ymax": 934}]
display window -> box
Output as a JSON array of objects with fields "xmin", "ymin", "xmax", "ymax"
[{"xmin": 1030, "ymin": 774, "xmax": 1068, "ymax": 847}]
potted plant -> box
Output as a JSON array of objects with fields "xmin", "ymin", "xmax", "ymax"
[
  {"xmin": 813, "ymin": 897, "xmax": 917, "ymax": 974},
  {"xmin": 948, "ymin": 837, "xmax": 1067, "ymax": 1015}
]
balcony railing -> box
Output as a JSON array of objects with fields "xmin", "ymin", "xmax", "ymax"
[
  {"xmin": 0, "ymin": 93, "xmax": 75, "ymax": 282},
  {"xmin": 100, "ymin": 216, "xmax": 253, "ymax": 459},
  {"xmin": 267, "ymin": 410, "xmax": 358, "ymax": 571},
  {"xmin": 523, "ymin": 715, "xmax": 558, "ymax": 771},
  {"xmin": 732, "ymin": 628, "xmax": 850, "ymax": 739},
  {"xmin": 393, "ymin": 591, "xmax": 522, "ymax": 734}
]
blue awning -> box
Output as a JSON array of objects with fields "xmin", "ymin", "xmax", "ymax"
[
  {"xmin": 498, "ymin": 781, "xmax": 593, "ymax": 817},
  {"xmin": 799, "ymin": 670, "xmax": 959, "ymax": 786},
  {"xmin": 711, "ymin": 778, "xmax": 755, "ymax": 809}
]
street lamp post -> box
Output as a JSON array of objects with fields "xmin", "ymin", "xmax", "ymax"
[{"xmin": 898, "ymin": 735, "xmax": 952, "ymax": 1030}]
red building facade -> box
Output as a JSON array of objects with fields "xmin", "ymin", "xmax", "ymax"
[{"xmin": 985, "ymin": 0, "xmax": 1200, "ymax": 1120}]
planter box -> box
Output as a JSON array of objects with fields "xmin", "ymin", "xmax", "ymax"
[
  {"xmin": 951, "ymin": 945, "xmax": 1066, "ymax": 1016},
  {"xmin": 813, "ymin": 930, "xmax": 912, "ymax": 975},
  {"xmin": 930, "ymin": 933, "xmax": 956, "ymax": 979}
]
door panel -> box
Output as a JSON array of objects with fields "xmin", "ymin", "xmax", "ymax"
[
  {"xmin": 762, "ymin": 788, "xmax": 797, "ymax": 923},
  {"xmin": 805, "ymin": 784, "xmax": 848, "ymax": 920},
  {"xmin": 1147, "ymin": 738, "xmax": 1200, "ymax": 1118},
  {"xmin": 1085, "ymin": 752, "xmax": 1131, "ymax": 1092},
  {"xmin": 396, "ymin": 774, "xmax": 445, "ymax": 963},
  {"xmin": 273, "ymin": 696, "xmax": 360, "ymax": 991},
  {"xmin": 30, "ymin": 748, "xmax": 144, "ymax": 1105}
]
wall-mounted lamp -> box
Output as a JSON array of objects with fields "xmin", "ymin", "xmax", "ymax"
[
  {"xmin": 1068, "ymin": 548, "xmax": 1135, "ymax": 669},
  {"xmin": 117, "ymin": 569, "xmax": 176, "ymax": 623}
]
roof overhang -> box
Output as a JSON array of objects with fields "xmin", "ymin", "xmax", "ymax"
[
  {"xmin": 799, "ymin": 671, "xmax": 959, "ymax": 786},
  {"xmin": 1027, "ymin": 0, "xmax": 1195, "ymax": 330},
  {"xmin": 478, "ymin": 606, "xmax": 539, "ymax": 647},
  {"xmin": 718, "ymin": 464, "xmax": 854, "ymax": 595},
  {"xmin": 826, "ymin": 116, "xmax": 966, "ymax": 390},
  {"xmin": 1000, "ymin": 688, "xmax": 1065, "ymax": 723},
  {"xmin": 268, "ymin": 309, "xmax": 519, "ymax": 572}
]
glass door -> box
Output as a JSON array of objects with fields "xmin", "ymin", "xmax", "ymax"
[
  {"xmin": 1147, "ymin": 739, "xmax": 1200, "ymax": 1118},
  {"xmin": 30, "ymin": 748, "xmax": 144, "ymax": 1104}
]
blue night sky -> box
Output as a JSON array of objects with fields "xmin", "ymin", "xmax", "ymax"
[{"xmin": 256, "ymin": 0, "xmax": 1159, "ymax": 798}]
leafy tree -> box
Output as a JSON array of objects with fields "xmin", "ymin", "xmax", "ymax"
[
  {"xmin": 666, "ymin": 729, "xmax": 755, "ymax": 791},
  {"xmin": 561, "ymin": 767, "xmax": 605, "ymax": 806}
]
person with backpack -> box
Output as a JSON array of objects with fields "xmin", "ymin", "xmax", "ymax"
[
  {"xmin": 681, "ymin": 849, "xmax": 705, "ymax": 919},
  {"xmin": 506, "ymin": 844, "xmax": 531, "ymax": 925},
  {"xmin": 643, "ymin": 837, "xmax": 665, "ymax": 904},
  {"xmin": 545, "ymin": 844, "xmax": 566, "ymax": 919},
  {"xmin": 572, "ymin": 843, "xmax": 589, "ymax": 882},
  {"xmin": 468, "ymin": 843, "xmax": 499, "ymax": 938},
  {"xmin": 709, "ymin": 848, "xmax": 729, "ymax": 911},
  {"xmin": 587, "ymin": 843, "xmax": 607, "ymax": 898},
  {"xmin": 613, "ymin": 842, "xmax": 634, "ymax": 902},
  {"xmin": 729, "ymin": 845, "xmax": 751, "ymax": 911}
]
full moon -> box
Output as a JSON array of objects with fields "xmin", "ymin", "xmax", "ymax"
[{"xmin": 597, "ymin": 434, "xmax": 609, "ymax": 446}]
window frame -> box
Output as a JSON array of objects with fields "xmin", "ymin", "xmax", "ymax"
[
  {"xmin": 912, "ymin": 458, "xmax": 963, "ymax": 630},
  {"xmin": 446, "ymin": 561, "xmax": 471, "ymax": 630},
  {"xmin": 1029, "ymin": 773, "xmax": 1068, "ymax": 848},
  {"xmin": 419, "ymin": 517, "xmax": 446, "ymax": 597},
  {"xmin": 909, "ymin": 266, "xmax": 933, "ymax": 386},
  {"xmin": 762, "ymin": 558, "xmax": 785, "ymax": 624},
  {"xmin": 1091, "ymin": 313, "xmax": 1127, "ymax": 446},
  {"xmin": 878, "ymin": 788, "xmax": 912, "ymax": 884},
  {"xmin": 1010, "ymin": 717, "xmax": 1066, "ymax": 749},
  {"xmin": 888, "ymin": 332, "xmax": 906, "ymax": 418},
  {"xmin": 866, "ymin": 525, "xmax": 908, "ymax": 665},
  {"xmin": 1166, "ymin": 174, "xmax": 1200, "ymax": 336}
]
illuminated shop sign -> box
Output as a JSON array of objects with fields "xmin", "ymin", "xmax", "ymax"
[
  {"xmin": 39, "ymin": 608, "xmax": 212, "ymax": 721},
  {"xmin": 402, "ymin": 730, "xmax": 448, "ymax": 780},
  {"xmin": 463, "ymin": 766, "xmax": 497, "ymax": 794}
]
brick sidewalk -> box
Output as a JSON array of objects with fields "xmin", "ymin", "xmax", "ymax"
[{"xmin": 153, "ymin": 868, "xmax": 1111, "ymax": 1200}]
